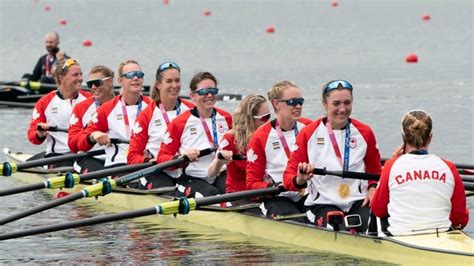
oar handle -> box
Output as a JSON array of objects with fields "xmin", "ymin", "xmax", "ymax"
[
  {"xmin": 217, "ymin": 152, "xmax": 246, "ymax": 161},
  {"xmin": 311, "ymin": 167, "xmax": 380, "ymax": 181},
  {"xmin": 110, "ymin": 138, "xmax": 130, "ymax": 144},
  {"xmin": 37, "ymin": 125, "xmax": 68, "ymax": 133},
  {"xmin": 15, "ymin": 149, "xmax": 105, "ymax": 171}
]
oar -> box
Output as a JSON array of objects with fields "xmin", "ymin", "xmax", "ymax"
[
  {"xmin": 0, "ymin": 149, "xmax": 105, "ymax": 176},
  {"xmin": 310, "ymin": 168, "xmax": 474, "ymax": 191},
  {"xmin": 381, "ymin": 157, "xmax": 474, "ymax": 171},
  {"xmin": 0, "ymin": 186, "xmax": 281, "ymax": 240},
  {"xmin": 0, "ymin": 80, "xmax": 57, "ymax": 91},
  {"xmin": 0, "ymin": 148, "xmax": 216, "ymax": 225},
  {"xmin": 37, "ymin": 125, "xmax": 68, "ymax": 133},
  {"xmin": 0, "ymin": 161, "xmax": 154, "ymax": 197}
]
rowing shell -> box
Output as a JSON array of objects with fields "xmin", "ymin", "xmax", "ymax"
[{"xmin": 5, "ymin": 150, "xmax": 474, "ymax": 265}]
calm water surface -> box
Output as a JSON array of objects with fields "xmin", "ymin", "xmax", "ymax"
[{"xmin": 0, "ymin": 0, "xmax": 472, "ymax": 264}]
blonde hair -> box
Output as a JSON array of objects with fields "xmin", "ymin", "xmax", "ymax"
[
  {"xmin": 52, "ymin": 58, "xmax": 79, "ymax": 85},
  {"xmin": 267, "ymin": 80, "xmax": 298, "ymax": 113},
  {"xmin": 231, "ymin": 94, "xmax": 267, "ymax": 153},
  {"xmin": 117, "ymin": 59, "xmax": 140, "ymax": 77},
  {"xmin": 401, "ymin": 110, "xmax": 432, "ymax": 148}
]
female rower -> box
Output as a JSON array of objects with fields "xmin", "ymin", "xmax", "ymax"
[
  {"xmin": 157, "ymin": 72, "xmax": 232, "ymax": 197},
  {"xmin": 68, "ymin": 65, "xmax": 115, "ymax": 173},
  {"xmin": 127, "ymin": 62, "xmax": 194, "ymax": 189},
  {"xmin": 208, "ymin": 94, "xmax": 270, "ymax": 193},
  {"xmin": 77, "ymin": 59, "xmax": 151, "ymax": 168},
  {"xmin": 371, "ymin": 110, "xmax": 468, "ymax": 235},
  {"xmin": 283, "ymin": 80, "xmax": 382, "ymax": 232},
  {"xmin": 246, "ymin": 80, "xmax": 311, "ymax": 221},
  {"xmin": 27, "ymin": 58, "xmax": 91, "ymax": 163}
]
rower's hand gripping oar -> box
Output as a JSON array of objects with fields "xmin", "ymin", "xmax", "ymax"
[
  {"xmin": 0, "ymin": 161, "xmax": 154, "ymax": 197},
  {"xmin": 310, "ymin": 167, "xmax": 474, "ymax": 191},
  {"xmin": 37, "ymin": 125, "xmax": 68, "ymax": 133},
  {"xmin": 0, "ymin": 186, "xmax": 282, "ymax": 240},
  {"xmin": 0, "ymin": 149, "xmax": 105, "ymax": 176},
  {"xmin": 0, "ymin": 148, "xmax": 216, "ymax": 225}
]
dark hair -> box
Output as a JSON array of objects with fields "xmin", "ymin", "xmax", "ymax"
[{"xmin": 189, "ymin": 72, "xmax": 217, "ymax": 92}]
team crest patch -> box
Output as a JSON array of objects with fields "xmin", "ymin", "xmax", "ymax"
[
  {"xmin": 350, "ymin": 137, "xmax": 357, "ymax": 149},
  {"xmin": 219, "ymin": 139, "xmax": 229, "ymax": 149},
  {"xmin": 154, "ymin": 119, "xmax": 162, "ymax": 127},
  {"xmin": 52, "ymin": 106, "xmax": 59, "ymax": 113},
  {"xmin": 317, "ymin": 137, "xmax": 325, "ymax": 145},
  {"xmin": 190, "ymin": 127, "xmax": 197, "ymax": 135},
  {"xmin": 116, "ymin": 113, "xmax": 123, "ymax": 120},
  {"xmin": 218, "ymin": 123, "xmax": 226, "ymax": 133},
  {"xmin": 272, "ymin": 141, "xmax": 280, "ymax": 150}
]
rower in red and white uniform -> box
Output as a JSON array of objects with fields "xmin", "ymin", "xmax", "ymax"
[
  {"xmin": 128, "ymin": 62, "xmax": 194, "ymax": 189},
  {"xmin": 284, "ymin": 80, "xmax": 382, "ymax": 232},
  {"xmin": 68, "ymin": 65, "xmax": 115, "ymax": 172},
  {"xmin": 371, "ymin": 110, "xmax": 468, "ymax": 236},
  {"xmin": 208, "ymin": 94, "xmax": 270, "ymax": 194},
  {"xmin": 157, "ymin": 72, "xmax": 232, "ymax": 197},
  {"xmin": 27, "ymin": 58, "xmax": 91, "ymax": 164},
  {"xmin": 77, "ymin": 60, "xmax": 151, "ymax": 168},
  {"xmin": 246, "ymin": 81, "xmax": 311, "ymax": 221}
]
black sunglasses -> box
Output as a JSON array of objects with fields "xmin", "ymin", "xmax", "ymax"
[
  {"xmin": 195, "ymin": 87, "xmax": 219, "ymax": 96},
  {"xmin": 278, "ymin": 97, "xmax": 305, "ymax": 106},
  {"xmin": 86, "ymin": 77, "xmax": 111, "ymax": 88}
]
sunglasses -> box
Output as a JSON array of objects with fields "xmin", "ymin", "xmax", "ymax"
[
  {"xmin": 278, "ymin": 97, "xmax": 305, "ymax": 106},
  {"xmin": 324, "ymin": 80, "xmax": 353, "ymax": 93},
  {"xmin": 253, "ymin": 112, "xmax": 271, "ymax": 122},
  {"xmin": 195, "ymin": 87, "xmax": 219, "ymax": 96},
  {"xmin": 61, "ymin": 58, "xmax": 78, "ymax": 72},
  {"xmin": 86, "ymin": 77, "xmax": 111, "ymax": 88},
  {"xmin": 157, "ymin": 62, "xmax": 180, "ymax": 75},
  {"xmin": 121, "ymin": 71, "xmax": 145, "ymax": 79}
]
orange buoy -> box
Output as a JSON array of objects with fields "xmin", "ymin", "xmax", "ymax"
[
  {"xmin": 331, "ymin": 1, "xmax": 338, "ymax": 7},
  {"xmin": 422, "ymin": 14, "xmax": 431, "ymax": 21},
  {"xmin": 82, "ymin": 39, "xmax": 93, "ymax": 47},
  {"xmin": 405, "ymin": 53, "xmax": 418, "ymax": 63},
  {"xmin": 59, "ymin": 18, "xmax": 67, "ymax": 26},
  {"xmin": 203, "ymin": 9, "xmax": 211, "ymax": 16},
  {"xmin": 44, "ymin": 5, "xmax": 50, "ymax": 11},
  {"xmin": 266, "ymin": 26, "xmax": 275, "ymax": 34}
]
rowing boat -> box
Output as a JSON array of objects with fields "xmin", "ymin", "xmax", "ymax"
[{"xmin": 4, "ymin": 150, "xmax": 474, "ymax": 265}]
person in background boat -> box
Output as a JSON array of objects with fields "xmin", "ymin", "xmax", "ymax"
[
  {"xmin": 246, "ymin": 81, "xmax": 311, "ymax": 221},
  {"xmin": 27, "ymin": 58, "xmax": 91, "ymax": 164},
  {"xmin": 283, "ymin": 80, "xmax": 382, "ymax": 232},
  {"xmin": 22, "ymin": 31, "xmax": 68, "ymax": 85},
  {"xmin": 208, "ymin": 94, "xmax": 270, "ymax": 194},
  {"xmin": 77, "ymin": 59, "xmax": 151, "ymax": 168},
  {"xmin": 128, "ymin": 62, "xmax": 194, "ymax": 189},
  {"xmin": 157, "ymin": 72, "xmax": 232, "ymax": 197},
  {"xmin": 68, "ymin": 65, "xmax": 115, "ymax": 173},
  {"xmin": 371, "ymin": 110, "xmax": 468, "ymax": 236}
]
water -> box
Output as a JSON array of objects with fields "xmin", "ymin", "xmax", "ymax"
[{"xmin": 0, "ymin": 0, "xmax": 473, "ymax": 264}]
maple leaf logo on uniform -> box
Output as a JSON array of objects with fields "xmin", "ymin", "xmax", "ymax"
[
  {"xmin": 132, "ymin": 121, "xmax": 142, "ymax": 135},
  {"xmin": 163, "ymin": 131, "xmax": 172, "ymax": 145},
  {"xmin": 247, "ymin": 148, "xmax": 258, "ymax": 163},
  {"xmin": 290, "ymin": 143, "xmax": 298, "ymax": 152},
  {"xmin": 69, "ymin": 114, "xmax": 79, "ymax": 126},
  {"xmin": 32, "ymin": 108, "xmax": 40, "ymax": 120},
  {"xmin": 90, "ymin": 112, "xmax": 98, "ymax": 124}
]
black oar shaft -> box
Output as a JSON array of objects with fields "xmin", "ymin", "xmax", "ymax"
[
  {"xmin": 0, "ymin": 182, "xmax": 46, "ymax": 197},
  {"xmin": 195, "ymin": 187, "xmax": 281, "ymax": 206},
  {"xmin": 14, "ymin": 150, "xmax": 105, "ymax": 171},
  {"xmin": 0, "ymin": 207, "xmax": 157, "ymax": 241},
  {"xmin": 0, "ymin": 192, "xmax": 84, "ymax": 225},
  {"xmin": 312, "ymin": 168, "xmax": 380, "ymax": 181}
]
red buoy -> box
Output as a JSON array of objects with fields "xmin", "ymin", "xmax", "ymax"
[
  {"xmin": 422, "ymin": 14, "xmax": 431, "ymax": 21},
  {"xmin": 331, "ymin": 1, "xmax": 338, "ymax": 7},
  {"xmin": 163, "ymin": 0, "xmax": 169, "ymax": 4},
  {"xmin": 203, "ymin": 9, "xmax": 211, "ymax": 16},
  {"xmin": 59, "ymin": 18, "xmax": 67, "ymax": 26},
  {"xmin": 405, "ymin": 53, "xmax": 418, "ymax": 63},
  {"xmin": 44, "ymin": 5, "xmax": 51, "ymax": 11},
  {"xmin": 82, "ymin": 39, "xmax": 93, "ymax": 47},
  {"xmin": 54, "ymin": 191, "xmax": 70, "ymax": 198},
  {"xmin": 266, "ymin": 26, "xmax": 275, "ymax": 34}
]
